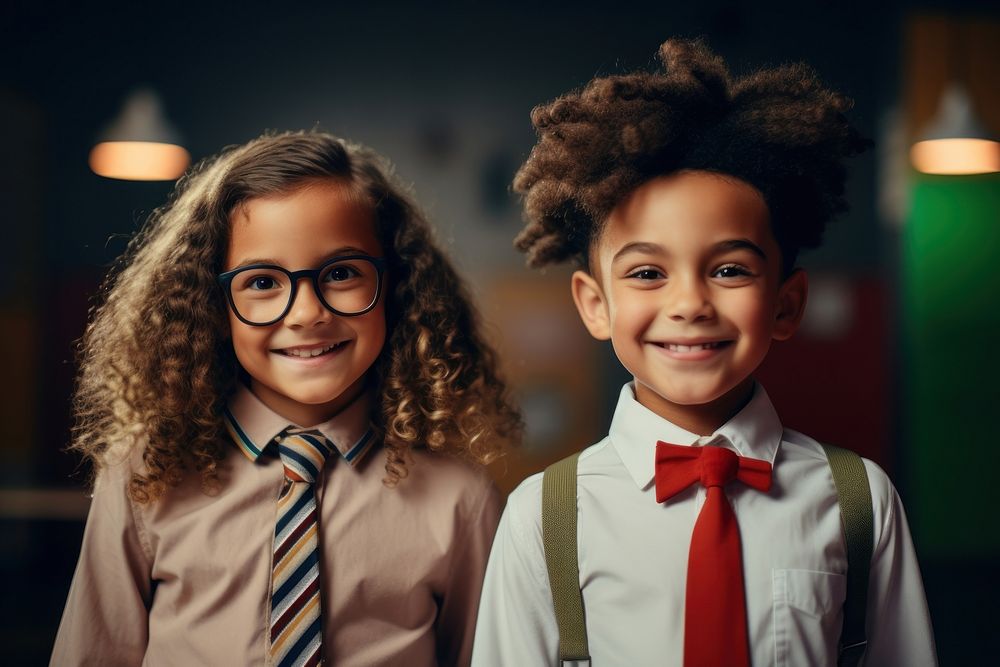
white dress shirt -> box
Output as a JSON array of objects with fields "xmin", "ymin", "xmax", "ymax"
[{"xmin": 472, "ymin": 383, "xmax": 936, "ymax": 667}]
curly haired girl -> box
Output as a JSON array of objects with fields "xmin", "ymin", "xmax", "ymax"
[{"xmin": 52, "ymin": 131, "xmax": 522, "ymax": 667}]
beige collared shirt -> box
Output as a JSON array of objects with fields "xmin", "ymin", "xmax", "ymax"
[{"xmin": 52, "ymin": 385, "xmax": 501, "ymax": 666}]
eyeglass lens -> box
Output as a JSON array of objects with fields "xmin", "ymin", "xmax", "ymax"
[{"xmin": 229, "ymin": 258, "xmax": 379, "ymax": 324}]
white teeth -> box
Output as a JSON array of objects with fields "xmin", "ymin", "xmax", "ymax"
[
  {"xmin": 665, "ymin": 342, "xmax": 722, "ymax": 352},
  {"xmin": 283, "ymin": 344, "xmax": 338, "ymax": 358}
]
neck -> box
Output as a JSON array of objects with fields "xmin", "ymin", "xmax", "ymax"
[
  {"xmin": 634, "ymin": 377, "xmax": 755, "ymax": 436},
  {"xmin": 248, "ymin": 374, "xmax": 368, "ymax": 427}
]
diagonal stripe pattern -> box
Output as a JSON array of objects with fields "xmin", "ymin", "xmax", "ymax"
[{"xmin": 269, "ymin": 427, "xmax": 335, "ymax": 667}]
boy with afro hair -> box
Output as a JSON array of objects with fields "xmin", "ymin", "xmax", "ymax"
[{"xmin": 473, "ymin": 39, "xmax": 936, "ymax": 666}]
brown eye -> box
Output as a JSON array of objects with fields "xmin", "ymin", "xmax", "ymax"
[
  {"xmin": 248, "ymin": 276, "xmax": 278, "ymax": 290},
  {"xmin": 629, "ymin": 269, "xmax": 664, "ymax": 281},
  {"xmin": 713, "ymin": 264, "xmax": 751, "ymax": 279},
  {"xmin": 322, "ymin": 264, "xmax": 362, "ymax": 283}
]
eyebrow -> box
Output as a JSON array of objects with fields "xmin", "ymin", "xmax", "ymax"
[
  {"xmin": 611, "ymin": 241, "xmax": 665, "ymax": 264},
  {"xmin": 611, "ymin": 238, "xmax": 767, "ymax": 264},
  {"xmin": 714, "ymin": 239, "xmax": 767, "ymax": 260},
  {"xmin": 228, "ymin": 246, "xmax": 371, "ymax": 271}
]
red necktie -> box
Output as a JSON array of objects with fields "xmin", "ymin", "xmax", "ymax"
[{"xmin": 655, "ymin": 442, "xmax": 772, "ymax": 667}]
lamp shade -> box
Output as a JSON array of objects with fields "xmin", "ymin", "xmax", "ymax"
[
  {"xmin": 910, "ymin": 83, "xmax": 1000, "ymax": 175},
  {"xmin": 89, "ymin": 88, "xmax": 191, "ymax": 181}
]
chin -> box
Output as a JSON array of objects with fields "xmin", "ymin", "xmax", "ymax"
[
  {"xmin": 291, "ymin": 390, "xmax": 347, "ymax": 406},
  {"xmin": 647, "ymin": 382, "xmax": 729, "ymax": 407}
]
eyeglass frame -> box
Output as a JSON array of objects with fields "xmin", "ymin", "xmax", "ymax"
[{"xmin": 217, "ymin": 254, "xmax": 388, "ymax": 327}]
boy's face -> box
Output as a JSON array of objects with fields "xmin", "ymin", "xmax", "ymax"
[
  {"xmin": 224, "ymin": 180, "xmax": 386, "ymax": 427},
  {"xmin": 571, "ymin": 170, "xmax": 807, "ymax": 432}
]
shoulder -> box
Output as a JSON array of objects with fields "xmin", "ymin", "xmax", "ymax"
[
  {"xmin": 781, "ymin": 428, "xmax": 898, "ymax": 529},
  {"xmin": 857, "ymin": 456, "xmax": 898, "ymax": 537},
  {"xmin": 89, "ymin": 458, "xmax": 135, "ymax": 512},
  {"xmin": 407, "ymin": 448, "xmax": 495, "ymax": 493},
  {"xmin": 786, "ymin": 428, "xmax": 894, "ymax": 488},
  {"xmin": 779, "ymin": 427, "xmax": 832, "ymax": 463},
  {"xmin": 398, "ymin": 448, "xmax": 500, "ymax": 515},
  {"xmin": 506, "ymin": 470, "xmax": 544, "ymax": 528},
  {"xmin": 83, "ymin": 446, "xmax": 160, "ymax": 561},
  {"xmin": 502, "ymin": 437, "xmax": 613, "ymax": 537},
  {"xmin": 490, "ymin": 469, "xmax": 545, "ymax": 563},
  {"xmin": 91, "ymin": 441, "xmax": 148, "ymax": 494}
]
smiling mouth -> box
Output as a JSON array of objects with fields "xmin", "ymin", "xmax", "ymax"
[
  {"xmin": 275, "ymin": 341, "xmax": 348, "ymax": 358},
  {"xmin": 655, "ymin": 341, "xmax": 732, "ymax": 352}
]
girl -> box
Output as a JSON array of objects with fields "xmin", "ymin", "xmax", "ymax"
[{"xmin": 52, "ymin": 131, "xmax": 522, "ymax": 666}]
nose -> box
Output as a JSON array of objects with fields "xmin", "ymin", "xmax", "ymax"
[
  {"xmin": 283, "ymin": 278, "xmax": 332, "ymax": 328},
  {"xmin": 667, "ymin": 275, "xmax": 715, "ymax": 322}
]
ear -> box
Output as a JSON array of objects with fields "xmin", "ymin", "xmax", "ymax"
[
  {"xmin": 571, "ymin": 270, "xmax": 611, "ymax": 341},
  {"xmin": 773, "ymin": 268, "xmax": 808, "ymax": 341}
]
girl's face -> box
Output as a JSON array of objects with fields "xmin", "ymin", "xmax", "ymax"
[{"xmin": 223, "ymin": 180, "xmax": 386, "ymax": 426}]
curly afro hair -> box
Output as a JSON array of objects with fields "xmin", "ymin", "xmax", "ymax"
[{"xmin": 513, "ymin": 38, "xmax": 871, "ymax": 274}]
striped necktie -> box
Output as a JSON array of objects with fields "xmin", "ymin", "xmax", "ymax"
[{"xmin": 269, "ymin": 426, "xmax": 335, "ymax": 667}]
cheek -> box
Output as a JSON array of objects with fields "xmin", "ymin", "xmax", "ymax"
[
  {"xmin": 228, "ymin": 317, "xmax": 268, "ymax": 363},
  {"xmin": 609, "ymin": 290, "xmax": 658, "ymax": 335},
  {"xmin": 355, "ymin": 305, "xmax": 387, "ymax": 351},
  {"xmin": 721, "ymin": 289, "xmax": 778, "ymax": 338}
]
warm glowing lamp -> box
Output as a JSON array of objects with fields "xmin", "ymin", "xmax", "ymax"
[
  {"xmin": 910, "ymin": 83, "xmax": 1000, "ymax": 175},
  {"xmin": 89, "ymin": 88, "xmax": 191, "ymax": 181}
]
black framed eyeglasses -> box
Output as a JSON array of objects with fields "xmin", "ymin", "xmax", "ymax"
[{"xmin": 217, "ymin": 255, "xmax": 387, "ymax": 326}]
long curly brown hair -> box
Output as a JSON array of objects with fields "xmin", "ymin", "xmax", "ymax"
[
  {"xmin": 513, "ymin": 38, "xmax": 871, "ymax": 273},
  {"xmin": 72, "ymin": 131, "xmax": 522, "ymax": 503}
]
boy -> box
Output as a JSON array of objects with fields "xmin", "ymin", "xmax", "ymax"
[{"xmin": 472, "ymin": 39, "xmax": 936, "ymax": 666}]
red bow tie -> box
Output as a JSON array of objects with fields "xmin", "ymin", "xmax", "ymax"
[
  {"xmin": 654, "ymin": 441, "xmax": 773, "ymax": 667},
  {"xmin": 654, "ymin": 441, "xmax": 772, "ymax": 503}
]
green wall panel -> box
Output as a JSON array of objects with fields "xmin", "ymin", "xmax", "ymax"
[{"xmin": 903, "ymin": 173, "xmax": 1000, "ymax": 557}]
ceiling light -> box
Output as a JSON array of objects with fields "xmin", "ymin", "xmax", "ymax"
[{"xmin": 89, "ymin": 88, "xmax": 190, "ymax": 181}]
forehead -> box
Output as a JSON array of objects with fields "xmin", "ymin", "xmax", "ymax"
[
  {"xmin": 225, "ymin": 180, "xmax": 380, "ymax": 268},
  {"xmin": 594, "ymin": 171, "xmax": 774, "ymax": 261}
]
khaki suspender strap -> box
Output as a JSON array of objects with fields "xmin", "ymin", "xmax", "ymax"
[
  {"xmin": 542, "ymin": 452, "xmax": 591, "ymax": 664},
  {"xmin": 822, "ymin": 444, "xmax": 874, "ymax": 667}
]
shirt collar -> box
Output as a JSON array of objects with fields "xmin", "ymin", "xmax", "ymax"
[
  {"xmin": 223, "ymin": 383, "xmax": 376, "ymax": 467},
  {"xmin": 608, "ymin": 381, "xmax": 784, "ymax": 490}
]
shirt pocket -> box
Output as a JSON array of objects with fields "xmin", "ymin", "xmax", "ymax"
[{"xmin": 772, "ymin": 568, "xmax": 845, "ymax": 667}]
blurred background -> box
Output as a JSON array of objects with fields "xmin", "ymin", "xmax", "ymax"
[{"xmin": 2, "ymin": 0, "xmax": 998, "ymax": 663}]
